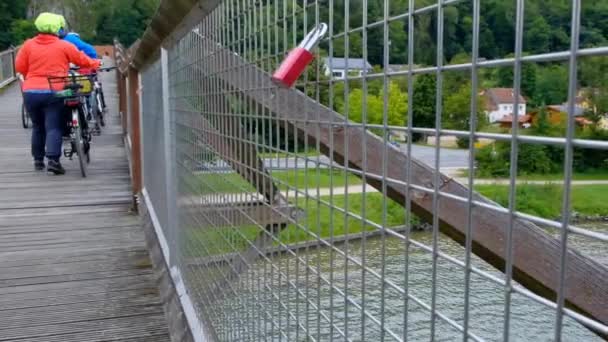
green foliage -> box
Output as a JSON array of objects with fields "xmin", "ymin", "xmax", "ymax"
[
  {"xmin": 10, "ymin": 20, "xmax": 37, "ymax": 45},
  {"xmin": 344, "ymin": 81, "xmax": 407, "ymax": 127},
  {"xmin": 496, "ymin": 57, "xmax": 537, "ymax": 103},
  {"xmin": 476, "ymin": 184, "xmax": 563, "ymax": 219},
  {"xmin": 278, "ymin": 193, "xmax": 419, "ymax": 244},
  {"xmin": 475, "ymin": 142, "xmax": 561, "ymax": 178},
  {"xmin": 475, "ymin": 144, "xmax": 510, "ymax": 177},
  {"xmin": 443, "ymin": 81, "xmax": 487, "ymax": 131},
  {"xmin": 574, "ymin": 127, "xmax": 608, "ymax": 172},
  {"xmin": 534, "ymin": 64, "xmax": 569, "ymax": 105},
  {"xmin": 579, "ymin": 56, "xmax": 608, "ymax": 116},
  {"xmin": 412, "ymin": 74, "xmax": 436, "ymax": 141},
  {"xmin": 95, "ymin": 0, "xmax": 159, "ymax": 45},
  {"xmin": 533, "ymin": 105, "xmax": 552, "ymax": 136},
  {"xmin": 1, "ymin": 0, "xmax": 159, "ymax": 48},
  {"xmin": 0, "ymin": 0, "xmax": 29, "ymax": 49},
  {"xmin": 476, "ymin": 184, "xmax": 608, "ymax": 218}
]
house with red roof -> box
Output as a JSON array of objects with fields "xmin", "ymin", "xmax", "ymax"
[{"xmin": 482, "ymin": 88, "xmax": 527, "ymax": 123}]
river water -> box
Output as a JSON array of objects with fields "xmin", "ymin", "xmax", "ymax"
[{"xmin": 203, "ymin": 224, "xmax": 607, "ymax": 341}]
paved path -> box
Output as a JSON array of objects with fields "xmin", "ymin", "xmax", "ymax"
[
  {"xmin": 0, "ymin": 59, "xmax": 170, "ymax": 341},
  {"xmin": 197, "ymin": 145, "xmax": 470, "ymax": 173}
]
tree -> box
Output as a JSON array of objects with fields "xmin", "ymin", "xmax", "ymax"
[
  {"xmin": 444, "ymin": 82, "xmax": 486, "ymax": 147},
  {"xmin": 10, "ymin": 20, "xmax": 37, "ymax": 45},
  {"xmin": 345, "ymin": 81, "xmax": 407, "ymax": 127},
  {"xmin": 95, "ymin": 0, "xmax": 159, "ymax": 45},
  {"xmin": 444, "ymin": 82, "xmax": 486, "ymax": 131},
  {"xmin": 533, "ymin": 105, "xmax": 552, "ymax": 136},
  {"xmin": 534, "ymin": 64, "xmax": 568, "ymax": 105},
  {"xmin": 0, "ymin": 0, "xmax": 28, "ymax": 49},
  {"xmin": 579, "ymin": 56, "xmax": 608, "ymax": 116},
  {"xmin": 525, "ymin": 17, "xmax": 552, "ymax": 54},
  {"xmin": 496, "ymin": 57, "xmax": 537, "ymax": 104},
  {"xmin": 412, "ymin": 74, "xmax": 436, "ymax": 141}
]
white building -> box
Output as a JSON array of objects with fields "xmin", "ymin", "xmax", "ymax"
[
  {"xmin": 323, "ymin": 57, "xmax": 373, "ymax": 79},
  {"xmin": 483, "ymin": 88, "xmax": 527, "ymax": 123}
]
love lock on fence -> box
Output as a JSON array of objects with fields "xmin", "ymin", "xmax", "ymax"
[{"xmin": 271, "ymin": 23, "xmax": 328, "ymax": 88}]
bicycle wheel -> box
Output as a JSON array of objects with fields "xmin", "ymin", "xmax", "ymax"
[
  {"xmin": 96, "ymin": 92, "xmax": 105, "ymax": 127},
  {"xmin": 89, "ymin": 94, "xmax": 101, "ymax": 135},
  {"xmin": 100, "ymin": 88, "xmax": 106, "ymax": 110},
  {"xmin": 21, "ymin": 102, "xmax": 30, "ymax": 129},
  {"xmin": 73, "ymin": 110, "xmax": 87, "ymax": 178}
]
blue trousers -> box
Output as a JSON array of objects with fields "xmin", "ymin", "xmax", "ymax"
[{"xmin": 24, "ymin": 92, "xmax": 65, "ymax": 161}]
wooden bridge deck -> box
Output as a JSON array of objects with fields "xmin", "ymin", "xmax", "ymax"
[{"xmin": 0, "ymin": 64, "xmax": 170, "ymax": 341}]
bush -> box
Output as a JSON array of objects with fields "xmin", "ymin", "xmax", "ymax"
[
  {"xmin": 475, "ymin": 142, "xmax": 560, "ymax": 177},
  {"xmin": 516, "ymin": 144, "xmax": 555, "ymax": 175},
  {"xmin": 475, "ymin": 143, "xmax": 510, "ymax": 177},
  {"xmin": 456, "ymin": 137, "xmax": 471, "ymax": 149},
  {"xmin": 573, "ymin": 127, "xmax": 608, "ymax": 172}
]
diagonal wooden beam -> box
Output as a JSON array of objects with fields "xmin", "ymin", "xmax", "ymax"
[{"xmin": 194, "ymin": 34, "xmax": 608, "ymax": 330}]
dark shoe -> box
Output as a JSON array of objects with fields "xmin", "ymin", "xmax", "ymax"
[
  {"xmin": 47, "ymin": 160, "xmax": 66, "ymax": 175},
  {"xmin": 34, "ymin": 160, "xmax": 45, "ymax": 171}
]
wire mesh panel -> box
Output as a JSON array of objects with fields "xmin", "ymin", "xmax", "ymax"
[
  {"xmin": 0, "ymin": 49, "xmax": 16, "ymax": 87},
  {"xmin": 138, "ymin": 0, "xmax": 608, "ymax": 340},
  {"xmin": 141, "ymin": 57, "xmax": 179, "ymax": 260}
]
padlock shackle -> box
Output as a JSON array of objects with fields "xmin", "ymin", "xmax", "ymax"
[{"xmin": 297, "ymin": 23, "xmax": 328, "ymax": 51}]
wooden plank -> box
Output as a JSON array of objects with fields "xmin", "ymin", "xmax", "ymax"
[
  {"xmin": 0, "ymin": 64, "xmax": 169, "ymax": 340},
  {"xmin": 197, "ymin": 35, "xmax": 608, "ymax": 329},
  {"xmin": 0, "ymin": 315, "xmax": 168, "ymax": 342},
  {"xmin": 0, "ymin": 274, "xmax": 159, "ymax": 297}
]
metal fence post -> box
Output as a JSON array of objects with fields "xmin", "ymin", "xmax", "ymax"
[
  {"xmin": 161, "ymin": 47, "xmax": 178, "ymax": 266},
  {"xmin": 128, "ymin": 66, "xmax": 143, "ymax": 210}
]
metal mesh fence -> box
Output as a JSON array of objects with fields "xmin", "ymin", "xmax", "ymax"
[
  {"xmin": 141, "ymin": 58, "xmax": 170, "ymax": 244},
  {"xmin": 0, "ymin": 49, "xmax": 16, "ymax": 88},
  {"xmin": 137, "ymin": 0, "xmax": 608, "ymax": 340}
]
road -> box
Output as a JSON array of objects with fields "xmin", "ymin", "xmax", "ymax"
[{"xmin": 196, "ymin": 145, "xmax": 470, "ymax": 173}]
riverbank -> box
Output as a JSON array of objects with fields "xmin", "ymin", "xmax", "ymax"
[
  {"xmin": 194, "ymin": 169, "xmax": 608, "ymax": 222},
  {"xmin": 475, "ymin": 184, "xmax": 608, "ymax": 220}
]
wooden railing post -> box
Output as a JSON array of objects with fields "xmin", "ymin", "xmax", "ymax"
[
  {"xmin": 128, "ymin": 66, "xmax": 142, "ymax": 210},
  {"xmin": 118, "ymin": 73, "xmax": 128, "ymax": 135}
]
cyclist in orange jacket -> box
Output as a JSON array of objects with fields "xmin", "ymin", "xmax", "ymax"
[{"xmin": 15, "ymin": 13, "xmax": 100, "ymax": 175}]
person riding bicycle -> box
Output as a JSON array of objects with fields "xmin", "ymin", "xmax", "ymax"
[
  {"xmin": 64, "ymin": 32, "xmax": 97, "ymax": 59},
  {"xmin": 15, "ymin": 12, "xmax": 101, "ymax": 175}
]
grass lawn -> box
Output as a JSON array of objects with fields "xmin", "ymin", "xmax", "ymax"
[
  {"xmin": 277, "ymin": 192, "xmax": 417, "ymax": 244},
  {"xmin": 475, "ymin": 184, "xmax": 608, "ymax": 218},
  {"xmin": 460, "ymin": 169, "xmax": 608, "ymax": 181},
  {"xmin": 194, "ymin": 168, "xmax": 362, "ymax": 194},
  {"xmin": 185, "ymin": 192, "xmax": 418, "ymax": 256},
  {"xmin": 515, "ymin": 170, "xmax": 608, "ymax": 181}
]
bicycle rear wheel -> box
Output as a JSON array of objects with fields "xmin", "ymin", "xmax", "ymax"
[
  {"xmin": 21, "ymin": 102, "xmax": 30, "ymax": 129},
  {"xmin": 96, "ymin": 92, "xmax": 105, "ymax": 127},
  {"xmin": 73, "ymin": 109, "xmax": 87, "ymax": 178}
]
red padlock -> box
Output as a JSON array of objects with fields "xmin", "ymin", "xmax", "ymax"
[{"xmin": 272, "ymin": 23, "xmax": 328, "ymax": 88}]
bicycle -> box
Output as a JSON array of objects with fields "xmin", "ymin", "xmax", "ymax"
[
  {"xmin": 17, "ymin": 75, "xmax": 31, "ymax": 129},
  {"xmin": 70, "ymin": 66, "xmax": 115, "ymax": 135},
  {"xmin": 47, "ymin": 73, "xmax": 94, "ymax": 177},
  {"xmin": 90, "ymin": 68, "xmax": 114, "ymax": 129}
]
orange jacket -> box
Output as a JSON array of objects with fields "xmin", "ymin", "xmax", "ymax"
[{"xmin": 15, "ymin": 34, "xmax": 101, "ymax": 92}]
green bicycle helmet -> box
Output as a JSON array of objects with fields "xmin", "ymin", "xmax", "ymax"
[{"xmin": 34, "ymin": 12, "xmax": 67, "ymax": 36}]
